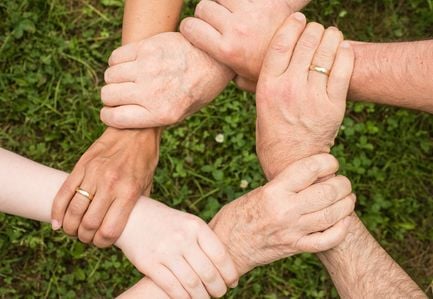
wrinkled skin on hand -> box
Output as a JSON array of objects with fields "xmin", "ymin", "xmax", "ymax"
[
  {"xmin": 100, "ymin": 32, "xmax": 234, "ymax": 129},
  {"xmin": 210, "ymin": 154, "xmax": 355, "ymax": 275},
  {"xmin": 180, "ymin": 0, "xmax": 312, "ymax": 90},
  {"xmin": 52, "ymin": 128, "xmax": 160, "ymax": 247},
  {"xmin": 255, "ymin": 15, "xmax": 355, "ymax": 179}
]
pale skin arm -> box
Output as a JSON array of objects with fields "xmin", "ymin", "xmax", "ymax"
[
  {"xmin": 0, "ymin": 149, "xmax": 169, "ymax": 298},
  {"xmin": 349, "ymin": 40, "xmax": 433, "ymax": 113}
]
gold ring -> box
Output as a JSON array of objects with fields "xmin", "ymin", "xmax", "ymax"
[
  {"xmin": 75, "ymin": 187, "xmax": 94, "ymax": 201},
  {"xmin": 309, "ymin": 65, "xmax": 330, "ymax": 76}
]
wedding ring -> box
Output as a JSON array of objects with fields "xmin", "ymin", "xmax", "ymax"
[
  {"xmin": 309, "ymin": 65, "xmax": 330, "ymax": 76},
  {"xmin": 75, "ymin": 187, "xmax": 94, "ymax": 201}
]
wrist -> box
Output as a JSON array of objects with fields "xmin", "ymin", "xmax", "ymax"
[
  {"xmin": 209, "ymin": 197, "xmax": 257, "ymax": 276},
  {"xmin": 260, "ymin": 142, "xmax": 331, "ymax": 180}
]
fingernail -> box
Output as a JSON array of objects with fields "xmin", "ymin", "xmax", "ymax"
[
  {"xmin": 51, "ymin": 220, "xmax": 61, "ymax": 231},
  {"xmin": 340, "ymin": 41, "xmax": 351, "ymax": 48},
  {"xmin": 229, "ymin": 280, "xmax": 239, "ymax": 288},
  {"xmin": 293, "ymin": 12, "xmax": 306, "ymax": 22}
]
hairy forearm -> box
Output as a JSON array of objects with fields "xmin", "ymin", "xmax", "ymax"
[
  {"xmin": 318, "ymin": 214, "xmax": 426, "ymax": 298},
  {"xmin": 350, "ymin": 40, "xmax": 433, "ymax": 113}
]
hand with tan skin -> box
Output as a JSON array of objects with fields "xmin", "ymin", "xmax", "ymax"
[
  {"xmin": 255, "ymin": 14, "xmax": 354, "ymax": 179},
  {"xmin": 100, "ymin": 32, "xmax": 234, "ymax": 129},
  {"xmin": 253, "ymin": 15, "xmax": 426, "ymax": 299},
  {"xmin": 99, "ymin": 0, "xmax": 312, "ymax": 129},
  {"xmin": 181, "ymin": 0, "xmax": 310, "ymax": 86},
  {"xmin": 51, "ymin": 128, "xmax": 160, "ymax": 247},
  {"xmin": 180, "ymin": 0, "xmax": 311, "ymax": 91}
]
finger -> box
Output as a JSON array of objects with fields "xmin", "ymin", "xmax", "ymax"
[
  {"xmin": 100, "ymin": 83, "xmax": 140, "ymax": 107},
  {"xmin": 77, "ymin": 190, "xmax": 114, "ymax": 244},
  {"xmin": 100, "ymin": 105, "xmax": 159, "ymax": 129},
  {"xmin": 308, "ymin": 27, "xmax": 343, "ymax": 92},
  {"xmin": 287, "ymin": 22, "xmax": 325, "ymax": 83},
  {"xmin": 198, "ymin": 228, "xmax": 239, "ymax": 288},
  {"xmin": 272, "ymin": 154, "xmax": 339, "ymax": 193},
  {"xmin": 165, "ymin": 258, "xmax": 210, "ymax": 299},
  {"xmin": 147, "ymin": 264, "xmax": 191, "ymax": 299},
  {"xmin": 261, "ymin": 12, "xmax": 307, "ymax": 78},
  {"xmin": 301, "ymin": 193, "xmax": 356, "ymax": 232},
  {"xmin": 180, "ymin": 17, "xmax": 223, "ymax": 60},
  {"xmin": 62, "ymin": 178, "xmax": 95, "ymax": 236},
  {"xmin": 297, "ymin": 175, "xmax": 352, "ymax": 214},
  {"xmin": 184, "ymin": 245, "xmax": 227, "ymax": 298},
  {"xmin": 51, "ymin": 166, "xmax": 85, "ymax": 230},
  {"xmin": 288, "ymin": 0, "xmax": 313, "ymax": 11},
  {"xmin": 195, "ymin": 0, "xmax": 231, "ymax": 33},
  {"xmin": 234, "ymin": 76, "xmax": 257, "ymax": 93},
  {"xmin": 108, "ymin": 43, "xmax": 139, "ymax": 66},
  {"xmin": 327, "ymin": 41, "xmax": 355, "ymax": 103},
  {"xmin": 212, "ymin": 0, "xmax": 240, "ymax": 12},
  {"xmin": 93, "ymin": 196, "xmax": 137, "ymax": 248},
  {"xmin": 104, "ymin": 62, "xmax": 138, "ymax": 84},
  {"xmin": 296, "ymin": 215, "xmax": 353, "ymax": 252}
]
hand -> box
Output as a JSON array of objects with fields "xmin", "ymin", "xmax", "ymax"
[
  {"xmin": 209, "ymin": 154, "xmax": 355, "ymax": 275},
  {"xmin": 100, "ymin": 32, "xmax": 234, "ymax": 129},
  {"xmin": 51, "ymin": 128, "xmax": 160, "ymax": 247},
  {"xmin": 180, "ymin": 0, "xmax": 311, "ymax": 90},
  {"xmin": 116, "ymin": 197, "xmax": 239, "ymax": 299},
  {"xmin": 256, "ymin": 15, "xmax": 355, "ymax": 179}
]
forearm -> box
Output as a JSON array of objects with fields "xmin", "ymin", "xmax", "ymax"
[
  {"xmin": 122, "ymin": 0, "xmax": 183, "ymax": 44},
  {"xmin": 116, "ymin": 277, "xmax": 169, "ymax": 299},
  {"xmin": 105, "ymin": 0, "xmax": 184, "ymax": 184},
  {"xmin": 349, "ymin": 40, "xmax": 433, "ymax": 113},
  {"xmin": 318, "ymin": 214, "xmax": 426, "ymax": 298}
]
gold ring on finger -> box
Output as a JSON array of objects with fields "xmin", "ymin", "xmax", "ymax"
[
  {"xmin": 309, "ymin": 65, "xmax": 330, "ymax": 76},
  {"xmin": 75, "ymin": 187, "xmax": 94, "ymax": 201}
]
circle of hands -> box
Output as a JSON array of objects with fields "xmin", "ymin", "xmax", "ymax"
[{"xmin": 51, "ymin": 0, "xmax": 357, "ymax": 298}]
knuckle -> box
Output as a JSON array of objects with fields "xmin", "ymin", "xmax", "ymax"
[
  {"xmin": 233, "ymin": 23, "xmax": 250, "ymax": 37},
  {"xmin": 315, "ymin": 48, "xmax": 334, "ymax": 62},
  {"xmin": 299, "ymin": 33, "xmax": 319, "ymax": 49},
  {"xmin": 219, "ymin": 42, "xmax": 237, "ymax": 59},
  {"xmin": 270, "ymin": 34, "xmax": 292, "ymax": 53},
  {"xmin": 202, "ymin": 268, "xmax": 217, "ymax": 282},
  {"xmin": 312, "ymin": 238, "xmax": 327, "ymax": 252},
  {"xmin": 339, "ymin": 176, "xmax": 352, "ymax": 193},
  {"xmin": 318, "ymin": 183, "xmax": 337, "ymax": 203},
  {"xmin": 68, "ymin": 200, "xmax": 86, "ymax": 217},
  {"xmin": 160, "ymin": 106, "xmax": 182, "ymax": 125},
  {"xmin": 99, "ymin": 225, "xmax": 120, "ymax": 243},
  {"xmin": 184, "ymin": 276, "xmax": 201, "ymax": 289},
  {"xmin": 104, "ymin": 170, "xmax": 121, "ymax": 187},
  {"xmin": 322, "ymin": 206, "xmax": 335, "ymax": 226},
  {"xmin": 62, "ymin": 224, "xmax": 76, "ymax": 236},
  {"xmin": 121, "ymin": 180, "xmax": 142, "ymax": 201},
  {"xmin": 81, "ymin": 218, "xmax": 100, "ymax": 231}
]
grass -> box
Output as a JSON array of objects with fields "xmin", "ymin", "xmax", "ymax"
[{"xmin": 1, "ymin": 0, "xmax": 433, "ymax": 298}]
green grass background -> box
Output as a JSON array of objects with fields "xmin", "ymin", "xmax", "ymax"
[{"xmin": 1, "ymin": 0, "xmax": 432, "ymax": 298}]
